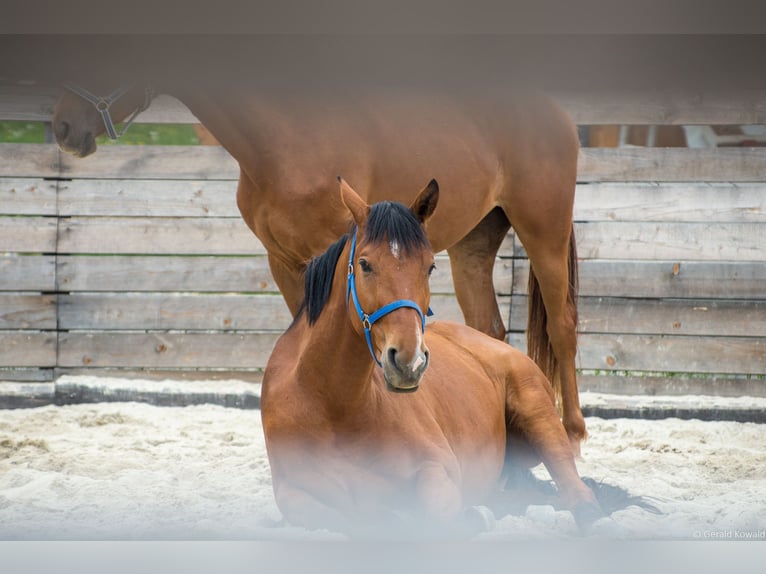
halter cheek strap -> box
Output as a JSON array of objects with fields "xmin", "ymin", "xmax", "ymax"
[
  {"xmin": 63, "ymin": 82, "xmax": 155, "ymax": 140},
  {"xmin": 346, "ymin": 227, "xmax": 434, "ymax": 367}
]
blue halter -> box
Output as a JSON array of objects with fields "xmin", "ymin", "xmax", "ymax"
[{"xmin": 346, "ymin": 226, "xmax": 434, "ymax": 367}]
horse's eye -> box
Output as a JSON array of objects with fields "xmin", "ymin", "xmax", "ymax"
[
  {"xmin": 359, "ymin": 259, "xmax": 372, "ymax": 273},
  {"xmin": 428, "ymin": 263, "xmax": 437, "ymax": 277}
]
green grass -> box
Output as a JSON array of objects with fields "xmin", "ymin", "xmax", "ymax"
[
  {"xmin": 0, "ymin": 121, "xmax": 202, "ymax": 145},
  {"xmin": 0, "ymin": 121, "xmax": 46, "ymax": 143},
  {"xmin": 96, "ymin": 123, "xmax": 201, "ymax": 146}
]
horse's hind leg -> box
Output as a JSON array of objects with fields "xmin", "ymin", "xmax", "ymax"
[
  {"xmin": 512, "ymin": 214, "xmax": 585, "ymax": 456},
  {"xmin": 503, "ymin": 362, "xmax": 603, "ymax": 532},
  {"xmin": 446, "ymin": 207, "xmax": 511, "ymax": 342}
]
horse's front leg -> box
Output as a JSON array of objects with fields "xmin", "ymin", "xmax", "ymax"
[
  {"xmin": 414, "ymin": 462, "xmax": 495, "ymax": 538},
  {"xmin": 272, "ymin": 480, "xmax": 355, "ymax": 535}
]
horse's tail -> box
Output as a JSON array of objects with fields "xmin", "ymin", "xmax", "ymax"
[{"xmin": 526, "ymin": 226, "xmax": 578, "ymax": 411}]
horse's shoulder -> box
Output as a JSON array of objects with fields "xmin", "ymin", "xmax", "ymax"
[{"xmin": 261, "ymin": 334, "xmax": 304, "ymax": 410}]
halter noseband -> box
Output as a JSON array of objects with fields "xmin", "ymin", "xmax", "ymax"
[
  {"xmin": 63, "ymin": 82, "xmax": 155, "ymax": 140},
  {"xmin": 346, "ymin": 226, "xmax": 434, "ymax": 367}
]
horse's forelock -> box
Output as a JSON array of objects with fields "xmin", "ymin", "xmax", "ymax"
[
  {"xmin": 363, "ymin": 201, "xmax": 429, "ymax": 253},
  {"xmin": 299, "ymin": 201, "xmax": 427, "ymax": 328}
]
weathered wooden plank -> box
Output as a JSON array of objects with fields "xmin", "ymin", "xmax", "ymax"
[
  {"xmin": 57, "ymin": 255, "xmax": 276, "ymax": 292},
  {"xmin": 58, "ymin": 332, "xmax": 280, "ymax": 369},
  {"xmin": 56, "ymin": 217, "xmax": 507, "ymax": 279},
  {"xmin": 0, "ymin": 216, "xmax": 57, "ymax": 253},
  {"xmin": 59, "ymin": 293, "xmax": 293, "ymax": 331},
  {"xmin": 574, "ymin": 182, "xmax": 766, "ymax": 223},
  {"xmin": 0, "ymin": 294, "xmax": 57, "ymax": 329},
  {"xmin": 513, "ymin": 260, "xmax": 766, "ymax": 300},
  {"xmin": 55, "ymin": 253, "xmax": 504, "ymax": 295},
  {"xmin": 54, "ymin": 146, "xmax": 766, "ymax": 184},
  {"xmin": 578, "ymin": 148, "xmax": 766, "ymax": 183},
  {"xmin": 516, "ymin": 221, "xmax": 766, "ymax": 262},
  {"xmin": 577, "ymin": 221, "xmax": 764, "ymax": 262},
  {"xmin": 58, "ymin": 217, "xmax": 264, "ymax": 255},
  {"xmin": 508, "ymin": 332, "xmax": 766, "ymax": 375},
  {"xmin": 0, "ymin": 254, "xmax": 56, "ymax": 291},
  {"xmin": 510, "ymin": 296, "xmax": 766, "ymax": 338},
  {"xmin": 54, "ymin": 178, "xmax": 766, "ymax": 227},
  {"xmin": 0, "ymin": 144, "xmax": 60, "ymax": 178},
  {"xmin": 56, "ymin": 208, "xmax": 513, "ymax": 259},
  {"xmin": 557, "ymin": 89, "xmax": 766, "ymax": 126},
  {"xmin": 59, "ymin": 145, "xmax": 239, "ymax": 180},
  {"xmin": 0, "ymin": 86, "xmax": 58, "ymax": 122},
  {"xmin": 53, "ymin": 144, "xmax": 766, "ymax": 185},
  {"xmin": 578, "ymin": 373, "xmax": 766, "ymax": 398},
  {"xmin": 56, "ymin": 291, "xmax": 509, "ymax": 332},
  {"xmin": 579, "ymin": 334, "xmax": 766, "ymax": 375},
  {"xmin": 53, "ymin": 368, "xmax": 264, "ymax": 384},
  {"xmin": 0, "ymin": 332, "xmax": 57, "ymax": 367},
  {"xmin": 58, "ymin": 179, "xmax": 239, "ymax": 217},
  {"xmin": 0, "ymin": 179, "xmax": 57, "ymax": 215}
]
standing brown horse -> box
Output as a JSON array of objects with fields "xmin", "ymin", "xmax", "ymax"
[
  {"xmin": 260, "ymin": 178, "xmax": 603, "ymax": 537},
  {"xmin": 52, "ymin": 79, "xmax": 585, "ymax": 452}
]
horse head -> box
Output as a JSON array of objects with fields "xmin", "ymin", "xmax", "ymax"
[
  {"xmin": 339, "ymin": 177, "xmax": 439, "ymax": 393},
  {"xmin": 52, "ymin": 82, "xmax": 153, "ymax": 157}
]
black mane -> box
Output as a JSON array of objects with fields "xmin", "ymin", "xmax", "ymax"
[
  {"xmin": 300, "ymin": 233, "xmax": 349, "ymax": 326},
  {"xmin": 298, "ymin": 201, "xmax": 430, "ymax": 326}
]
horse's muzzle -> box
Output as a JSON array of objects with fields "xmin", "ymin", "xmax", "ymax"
[
  {"xmin": 382, "ymin": 347, "xmax": 430, "ymax": 393},
  {"xmin": 53, "ymin": 120, "xmax": 98, "ymax": 158}
]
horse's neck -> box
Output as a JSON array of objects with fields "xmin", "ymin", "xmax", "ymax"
[
  {"xmin": 168, "ymin": 87, "xmax": 270, "ymax": 175},
  {"xmin": 295, "ymin": 264, "xmax": 379, "ymax": 413}
]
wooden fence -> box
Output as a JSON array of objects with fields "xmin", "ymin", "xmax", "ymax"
[{"xmin": 1, "ymin": 88, "xmax": 764, "ymax": 396}]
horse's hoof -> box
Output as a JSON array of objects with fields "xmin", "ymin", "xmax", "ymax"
[
  {"xmin": 586, "ymin": 516, "xmax": 628, "ymax": 539},
  {"xmin": 465, "ymin": 505, "xmax": 496, "ymax": 533}
]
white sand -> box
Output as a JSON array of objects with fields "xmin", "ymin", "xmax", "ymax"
[{"xmin": 1, "ymin": 378, "xmax": 765, "ymax": 541}]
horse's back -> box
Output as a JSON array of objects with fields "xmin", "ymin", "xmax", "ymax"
[{"xmin": 424, "ymin": 320, "xmax": 543, "ymax": 384}]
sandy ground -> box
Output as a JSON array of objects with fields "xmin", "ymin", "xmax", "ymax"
[{"xmin": 1, "ymin": 378, "xmax": 765, "ymax": 541}]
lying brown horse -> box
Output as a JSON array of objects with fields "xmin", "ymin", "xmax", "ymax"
[
  {"xmin": 52, "ymin": 79, "xmax": 585, "ymax": 452},
  {"xmin": 260, "ymin": 178, "xmax": 605, "ymax": 537}
]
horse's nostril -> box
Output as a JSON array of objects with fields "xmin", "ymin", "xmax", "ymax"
[
  {"xmin": 387, "ymin": 347, "xmax": 400, "ymax": 371},
  {"xmin": 55, "ymin": 120, "xmax": 69, "ymax": 141}
]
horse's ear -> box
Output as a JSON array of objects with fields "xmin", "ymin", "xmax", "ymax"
[
  {"xmin": 339, "ymin": 176, "xmax": 370, "ymax": 226},
  {"xmin": 410, "ymin": 179, "xmax": 439, "ymax": 224}
]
